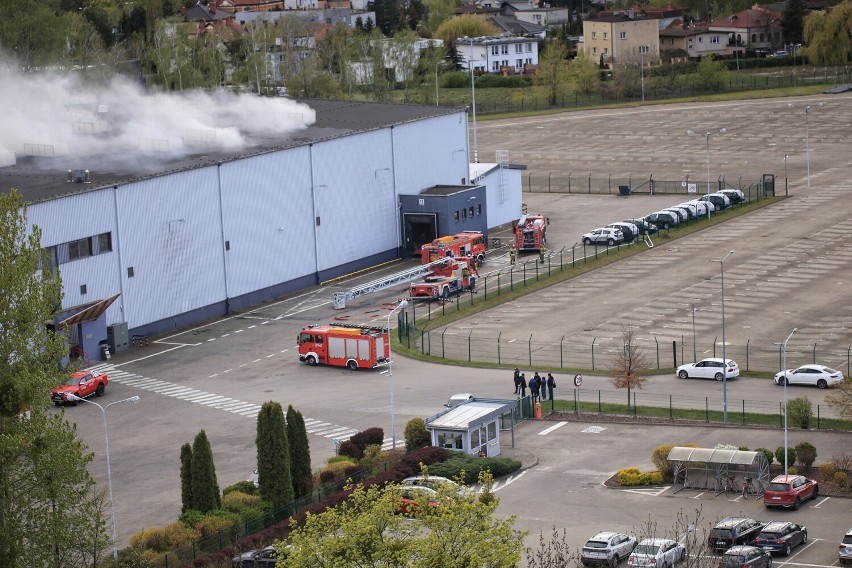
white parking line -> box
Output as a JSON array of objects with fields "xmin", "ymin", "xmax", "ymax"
[
  {"xmin": 538, "ymin": 421, "xmax": 568, "ymax": 435},
  {"xmin": 813, "ymin": 496, "xmax": 830, "ymax": 508}
]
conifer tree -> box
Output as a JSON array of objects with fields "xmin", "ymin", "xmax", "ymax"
[
  {"xmin": 286, "ymin": 405, "xmax": 312, "ymax": 499},
  {"xmin": 180, "ymin": 442, "xmax": 193, "ymax": 513},
  {"xmin": 190, "ymin": 430, "xmax": 220, "ymax": 513},
  {"xmin": 256, "ymin": 402, "xmax": 294, "ymax": 510}
]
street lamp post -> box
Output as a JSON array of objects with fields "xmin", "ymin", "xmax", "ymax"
[
  {"xmin": 640, "ymin": 48, "xmax": 645, "ymax": 103},
  {"xmin": 67, "ymin": 394, "xmax": 140, "ymax": 561},
  {"xmin": 789, "ymin": 102, "xmax": 823, "ymax": 187},
  {"xmin": 710, "ymin": 251, "xmax": 733, "ymax": 424},
  {"xmin": 691, "ymin": 303, "xmax": 697, "ymax": 362},
  {"xmin": 781, "ymin": 328, "xmax": 797, "ymax": 476},
  {"xmin": 686, "ymin": 128, "xmax": 727, "ymax": 219},
  {"xmin": 435, "ymin": 61, "xmax": 440, "ymax": 106},
  {"xmin": 784, "ymin": 153, "xmax": 789, "ymax": 197},
  {"xmin": 468, "ymin": 38, "xmax": 479, "ymax": 164},
  {"xmin": 385, "ymin": 299, "xmax": 408, "ymax": 450}
]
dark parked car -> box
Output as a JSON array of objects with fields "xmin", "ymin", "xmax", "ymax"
[
  {"xmin": 699, "ymin": 193, "xmax": 731, "ymax": 210},
  {"xmin": 719, "ymin": 545, "xmax": 772, "ymax": 568},
  {"xmin": 709, "ymin": 517, "xmax": 765, "ymax": 552},
  {"xmin": 645, "ymin": 211, "xmax": 678, "ymax": 230},
  {"xmin": 624, "ymin": 218, "xmax": 658, "ymax": 235},
  {"xmin": 232, "ymin": 546, "xmax": 284, "ymax": 567},
  {"xmin": 753, "ymin": 521, "xmax": 807, "ymax": 556}
]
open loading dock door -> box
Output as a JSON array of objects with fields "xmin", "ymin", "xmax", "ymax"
[{"xmin": 403, "ymin": 213, "xmax": 437, "ymax": 256}]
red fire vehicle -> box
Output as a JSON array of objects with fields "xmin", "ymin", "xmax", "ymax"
[
  {"xmin": 51, "ymin": 370, "xmax": 109, "ymax": 406},
  {"xmin": 420, "ymin": 231, "xmax": 486, "ymax": 266},
  {"xmin": 298, "ymin": 324, "xmax": 389, "ymax": 370},
  {"xmin": 512, "ymin": 214, "xmax": 548, "ymax": 251},
  {"xmin": 410, "ymin": 257, "xmax": 478, "ymax": 300}
]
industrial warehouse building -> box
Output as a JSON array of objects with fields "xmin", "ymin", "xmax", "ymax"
[{"xmin": 2, "ymin": 99, "xmax": 522, "ymax": 361}]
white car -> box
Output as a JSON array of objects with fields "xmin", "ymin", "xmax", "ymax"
[
  {"xmin": 719, "ymin": 189, "xmax": 745, "ymax": 204},
  {"xmin": 628, "ymin": 538, "xmax": 686, "ymax": 568},
  {"xmin": 607, "ymin": 222, "xmax": 639, "ymax": 242},
  {"xmin": 662, "ymin": 207, "xmax": 689, "ymax": 222},
  {"xmin": 583, "ymin": 228, "xmax": 624, "ymax": 246},
  {"xmin": 582, "ymin": 531, "xmax": 638, "ymax": 567},
  {"xmin": 677, "ymin": 358, "xmax": 740, "ymax": 380},
  {"xmin": 686, "ymin": 199, "xmax": 714, "ymax": 216},
  {"xmin": 774, "ymin": 364, "xmax": 844, "ymax": 389},
  {"xmin": 675, "ymin": 202, "xmax": 699, "ymax": 219}
]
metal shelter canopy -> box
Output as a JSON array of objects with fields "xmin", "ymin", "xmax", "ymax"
[{"xmin": 667, "ymin": 446, "xmax": 769, "ymax": 495}]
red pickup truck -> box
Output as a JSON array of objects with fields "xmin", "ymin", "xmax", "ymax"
[{"xmin": 51, "ymin": 371, "xmax": 109, "ymax": 406}]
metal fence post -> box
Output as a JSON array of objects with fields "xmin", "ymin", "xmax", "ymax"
[
  {"xmin": 672, "ymin": 340, "xmax": 676, "ymax": 368},
  {"xmin": 497, "ymin": 331, "xmax": 502, "ymax": 365},
  {"xmin": 528, "ymin": 334, "xmax": 533, "ymax": 366},
  {"xmin": 591, "ymin": 337, "xmax": 597, "ymax": 369},
  {"xmin": 468, "ymin": 330, "xmax": 473, "ymax": 362},
  {"xmin": 588, "ymin": 172, "xmax": 592, "ymax": 194},
  {"xmin": 560, "ymin": 335, "xmax": 565, "ymax": 369},
  {"xmin": 441, "ymin": 328, "xmax": 446, "ymax": 358},
  {"xmin": 705, "ymin": 397, "xmax": 709, "ymax": 422},
  {"xmin": 746, "ymin": 337, "xmax": 750, "ymax": 371},
  {"xmin": 713, "ymin": 336, "xmax": 717, "ymax": 357},
  {"xmin": 812, "ymin": 343, "xmax": 817, "ymax": 363}
]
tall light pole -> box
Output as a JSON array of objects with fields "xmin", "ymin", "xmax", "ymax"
[
  {"xmin": 385, "ymin": 299, "xmax": 408, "ymax": 450},
  {"xmin": 68, "ymin": 394, "xmax": 140, "ymax": 561},
  {"xmin": 435, "ymin": 61, "xmax": 440, "ymax": 106},
  {"xmin": 640, "ymin": 46, "xmax": 647, "ymax": 103},
  {"xmin": 781, "ymin": 327, "xmax": 797, "ymax": 476},
  {"xmin": 710, "ymin": 250, "xmax": 733, "ymax": 424},
  {"xmin": 691, "ymin": 303, "xmax": 697, "ymax": 362},
  {"xmin": 789, "ymin": 102, "xmax": 823, "ymax": 187},
  {"xmin": 468, "ymin": 37, "xmax": 479, "ymax": 164},
  {"xmin": 686, "ymin": 128, "xmax": 727, "ymax": 218},
  {"xmin": 784, "ymin": 153, "xmax": 789, "ymax": 197}
]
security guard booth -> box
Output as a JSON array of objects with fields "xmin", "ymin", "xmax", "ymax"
[{"xmin": 424, "ymin": 398, "xmax": 516, "ymax": 457}]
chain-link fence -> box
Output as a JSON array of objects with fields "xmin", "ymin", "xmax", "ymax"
[{"xmin": 524, "ymin": 173, "xmax": 771, "ymax": 198}]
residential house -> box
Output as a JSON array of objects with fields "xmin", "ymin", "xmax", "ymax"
[
  {"xmin": 183, "ymin": 1, "xmax": 233, "ymax": 22},
  {"xmin": 351, "ymin": 38, "xmax": 444, "ymax": 85},
  {"xmin": 216, "ymin": 0, "xmax": 288, "ymax": 12},
  {"xmin": 455, "ymin": 35, "xmax": 540, "ymax": 74},
  {"xmin": 454, "ymin": 4, "xmax": 502, "ymax": 20},
  {"xmin": 709, "ymin": 4, "xmax": 783, "ymax": 52},
  {"xmin": 641, "ymin": 4, "xmax": 686, "ymax": 29},
  {"xmin": 487, "ymin": 15, "xmax": 547, "ymax": 39},
  {"xmin": 582, "ymin": 10, "xmax": 660, "ymax": 67},
  {"xmin": 512, "ymin": 6, "xmax": 570, "ymax": 27},
  {"xmin": 659, "ymin": 28, "xmax": 729, "ymax": 60}
]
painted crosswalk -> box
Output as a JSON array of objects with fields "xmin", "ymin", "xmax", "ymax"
[{"xmin": 88, "ymin": 363, "xmax": 399, "ymax": 449}]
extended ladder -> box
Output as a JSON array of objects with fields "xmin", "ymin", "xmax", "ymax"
[{"xmin": 332, "ymin": 258, "xmax": 453, "ymax": 309}]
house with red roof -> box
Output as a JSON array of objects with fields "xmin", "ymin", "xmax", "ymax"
[{"xmin": 709, "ymin": 4, "xmax": 783, "ymax": 52}]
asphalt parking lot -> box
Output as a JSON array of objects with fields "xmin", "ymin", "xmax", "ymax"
[{"xmin": 61, "ymin": 93, "xmax": 852, "ymax": 558}]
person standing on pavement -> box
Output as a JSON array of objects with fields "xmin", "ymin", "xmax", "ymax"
[
  {"xmin": 547, "ymin": 373, "xmax": 556, "ymax": 401},
  {"xmin": 530, "ymin": 374, "xmax": 540, "ymax": 402},
  {"xmin": 519, "ymin": 373, "xmax": 527, "ymax": 398},
  {"xmin": 513, "ymin": 368, "xmax": 520, "ymax": 394},
  {"xmin": 539, "ymin": 372, "xmax": 547, "ymax": 401}
]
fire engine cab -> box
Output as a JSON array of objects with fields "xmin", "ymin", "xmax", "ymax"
[
  {"xmin": 298, "ymin": 324, "xmax": 389, "ymax": 370},
  {"xmin": 421, "ymin": 231, "xmax": 486, "ymax": 266},
  {"xmin": 513, "ymin": 214, "xmax": 548, "ymax": 251},
  {"xmin": 410, "ymin": 257, "xmax": 478, "ymax": 300}
]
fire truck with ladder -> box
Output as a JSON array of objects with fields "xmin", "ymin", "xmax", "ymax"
[
  {"xmin": 512, "ymin": 214, "xmax": 548, "ymax": 251},
  {"xmin": 420, "ymin": 231, "xmax": 486, "ymax": 266},
  {"xmin": 409, "ymin": 256, "xmax": 478, "ymax": 300},
  {"xmin": 298, "ymin": 323, "xmax": 389, "ymax": 370}
]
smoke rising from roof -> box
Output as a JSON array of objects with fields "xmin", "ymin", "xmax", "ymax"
[{"xmin": 0, "ymin": 67, "xmax": 317, "ymax": 171}]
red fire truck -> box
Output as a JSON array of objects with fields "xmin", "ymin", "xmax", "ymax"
[
  {"xmin": 420, "ymin": 231, "xmax": 486, "ymax": 266},
  {"xmin": 410, "ymin": 257, "xmax": 478, "ymax": 300},
  {"xmin": 298, "ymin": 324, "xmax": 389, "ymax": 370},
  {"xmin": 512, "ymin": 214, "xmax": 548, "ymax": 251}
]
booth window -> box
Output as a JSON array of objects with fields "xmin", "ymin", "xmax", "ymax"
[{"xmin": 488, "ymin": 422, "xmax": 497, "ymax": 441}]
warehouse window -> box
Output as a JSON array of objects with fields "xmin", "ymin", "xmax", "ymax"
[
  {"xmin": 98, "ymin": 232, "xmax": 112, "ymax": 253},
  {"xmin": 68, "ymin": 237, "xmax": 92, "ymax": 260},
  {"xmin": 454, "ymin": 210, "xmax": 460, "ymax": 221}
]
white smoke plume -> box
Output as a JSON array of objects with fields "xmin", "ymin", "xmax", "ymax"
[{"xmin": 0, "ymin": 66, "xmax": 317, "ymax": 171}]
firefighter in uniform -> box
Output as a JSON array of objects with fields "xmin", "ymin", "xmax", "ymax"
[
  {"xmin": 509, "ymin": 246, "xmax": 517, "ymax": 266},
  {"xmin": 539, "ymin": 246, "xmax": 546, "ymax": 264}
]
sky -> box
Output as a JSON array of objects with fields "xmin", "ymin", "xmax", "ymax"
[{"xmin": 0, "ymin": 66, "xmax": 317, "ymax": 171}]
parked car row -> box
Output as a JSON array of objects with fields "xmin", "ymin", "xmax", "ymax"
[{"xmin": 582, "ymin": 189, "xmax": 745, "ymax": 247}]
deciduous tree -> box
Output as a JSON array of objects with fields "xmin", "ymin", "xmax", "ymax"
[
  {"xmin": 825, "ymin": 378, "xmax": 852, "ymax": 420},
  {"xmin": 534, "ymin": 36, "xmax": 570, "ymax": 106},
  {"xmin": 433, "ymin": 14, "xmax": 500, "ymax": 44},
  {"xmin": 610, "ymin": 324, "xmax": 650, "ymax": 407},
  {"xmin": 0, "ymin": 189, "xmax": 109, "ymax": 567},
  {"xmin": 256, "ymin": 402, "xmax": 294, "ymax": 511},
  {"xmin": 803, "ymin": 0, "xmax": 852, "ymax": 66}
]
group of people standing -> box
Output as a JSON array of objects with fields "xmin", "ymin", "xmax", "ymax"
[{"xmin": 513, "ymin": 368, "xmax": 555, "ymax": 402}]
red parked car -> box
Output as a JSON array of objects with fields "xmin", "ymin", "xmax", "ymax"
[
  {"xmin": 763, "ymin": 474, "xmax": 819, "ymax": 510},
  {"xmin": 51, "ymin": 371, "xmax": 108, "ymax": 406}
]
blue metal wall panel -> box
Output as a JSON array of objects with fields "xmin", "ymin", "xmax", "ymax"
[
  {"xmin": 115, "ymin": 168, "xmax": 226, "ymax": 328},
  {"xmin": 28, "ymin": 190, "xmax": 125, "ymax": 326},
  {"xmin": 310, "ymin": 130, "xmax": 398, "ymax": 271},
  {"xmin": 217, "ymin": 149, "xmax": 316, "ymax": 297},
  {"xmin": 393, "ymin": 113, "xmax": 470, "ymax": 190}
]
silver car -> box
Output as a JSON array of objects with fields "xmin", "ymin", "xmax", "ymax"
[
  {"xmin": 582, "ymin": 531, "xmax": 637, "ymax": 567},
  {"xmin": 628, "ymin": 538, "xmax": 685, "ymax": 568},
  {"xmin": 583, "ymin": 228, "xmax": 624, "ymax": 246}
]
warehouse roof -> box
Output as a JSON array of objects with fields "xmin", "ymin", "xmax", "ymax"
[{"xmin": 1, "ymin": 99, "xmax": 462, "ymax": 204}]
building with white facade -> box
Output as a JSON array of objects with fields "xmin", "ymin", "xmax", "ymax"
[
  {"xmin": 455, "ymin": 36, "xmax": 540, "ymax": 74},
  {"xmin": 3, "ymin": 99, "xmax": 521, "ymax": 358}
]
